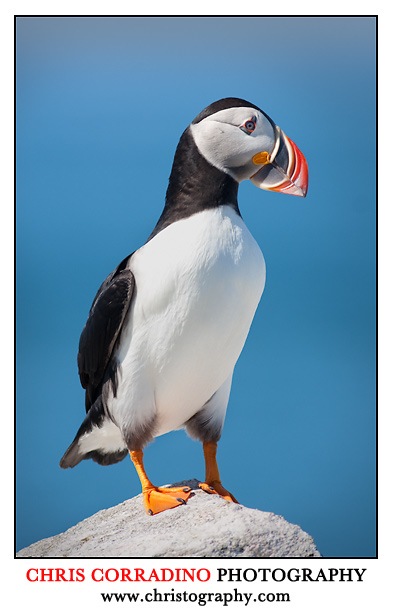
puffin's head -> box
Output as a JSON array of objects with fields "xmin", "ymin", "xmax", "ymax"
[{"xmin": 190, "ymin": 97, "xmax": 308, "ymax": 197}]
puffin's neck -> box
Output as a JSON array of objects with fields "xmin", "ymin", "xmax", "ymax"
[{"xmin": 148, "ymin": 128, "xmax": 240, "ymax": 241}]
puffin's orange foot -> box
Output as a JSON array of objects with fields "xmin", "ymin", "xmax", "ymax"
[
  {"xmin": 199, "ymin": 481, "xmax": 238, "ymax": 503},
  {"xmin": 143, "ymin": 486, "xmax": 192, "ymax": 515}
]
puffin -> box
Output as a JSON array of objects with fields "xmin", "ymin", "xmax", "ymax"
[{"xmin": 60, "ymin": 97, "xmax": 308, "ymax": 515}]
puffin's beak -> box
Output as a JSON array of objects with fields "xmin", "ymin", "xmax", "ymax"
[{"xmin": 250, "ymin": 126, "xmax": 308, "ymax": 197}]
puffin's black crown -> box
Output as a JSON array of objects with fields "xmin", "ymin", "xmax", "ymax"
[{"xmin": 192, "ymin": 97, "xmax": 262, "ymax": 125}]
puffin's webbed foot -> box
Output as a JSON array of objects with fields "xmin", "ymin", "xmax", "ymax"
[
  {"xmin": 199, "ymin": 441, "xmax": 238, "ymax": 503},
  {"xmin": 199, "ymin": 481, "xmax": 238, "ymax": 503},
  {"xmin": 130, "ymin": 450, "xmax": 192, "ymax": 515},
  {"xmin": 143, "ymin": 485, "xmax": 192, "ymax": 516}
]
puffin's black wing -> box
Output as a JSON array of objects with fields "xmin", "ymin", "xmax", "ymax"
[{"xmin": 78, "ymin": 255, "xmax": 135, "ymax": 412}]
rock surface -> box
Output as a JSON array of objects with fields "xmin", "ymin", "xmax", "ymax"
[{"xmin": 17, "ymin": 480, "xmax": 320, "ymax": 558}]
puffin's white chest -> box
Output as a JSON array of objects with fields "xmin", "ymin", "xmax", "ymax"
[{"xmin": 114, "ymin": 205, "xmax": 265, "ymax": 435}]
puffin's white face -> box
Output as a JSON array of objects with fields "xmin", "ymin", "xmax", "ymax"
[{"xmin": 190, "ymin": 106, "xmax": 308, "ymax": 197}]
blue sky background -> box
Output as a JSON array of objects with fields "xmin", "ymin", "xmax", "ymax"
[{"xmin": 16, "ymin": 16, "xmax": 376, "ymax": 557}]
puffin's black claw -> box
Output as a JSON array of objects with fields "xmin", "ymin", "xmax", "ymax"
[
  {"xmin": 176, "ymin": 497, "xmax": 187, "ymax": 504},
  {"xmin": 183, "ymin": 487, "xmax": 191, "ymax": 492},
  {"xmin": 148, "ymin": 509, "xmax": 154, "ymax": 516}
]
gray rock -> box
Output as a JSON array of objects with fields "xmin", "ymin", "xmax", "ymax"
[{"xmin": 17, "ymin": 479, "xmax": 320, "ymax": 558}]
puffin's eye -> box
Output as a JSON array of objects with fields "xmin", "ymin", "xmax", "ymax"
[{"xmin": 240, "ymin": 116, "xmax": 257, "ymax": 135}]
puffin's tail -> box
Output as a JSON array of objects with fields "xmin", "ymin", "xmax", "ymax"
[
  {"xmin": 60, "ymin": 438, "xmax": 127, "ymax": 468},
  {"xmin": 60, "ymin": 399, "xmax": 128, "ymax": 468}
]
